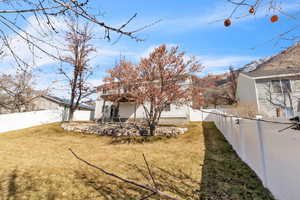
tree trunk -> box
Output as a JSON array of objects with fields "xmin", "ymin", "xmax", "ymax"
[
  {"xmin": 149, "ymin": 123, "xmax": 156, "ymax": 136},
  {"xmin": 68, "ymin": 106, "xmax": 75, "ymax": 122}
]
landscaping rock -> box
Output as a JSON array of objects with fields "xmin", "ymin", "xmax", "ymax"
[{"xmin": 61, "ymin": 122, "xmax": 187, "ymax": 137}]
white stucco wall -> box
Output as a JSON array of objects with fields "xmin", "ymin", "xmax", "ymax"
[
  {"xmin": 73, "ymin": 110, "xmax": 93, "ymax": 121},
  {"xmin": 95, "ymin": 90, "xmax": 190, "ymax": 120},
  {"xmin": 118, "ymin": 102, "xmax": 136, "ymax": 118},
  {"xmin": 95, "ymin": 99, "xmax": 104, "ymax": 119},
  {"xmin": 118, "ymin": 102, "xmax": 189, "ymax": 119}
]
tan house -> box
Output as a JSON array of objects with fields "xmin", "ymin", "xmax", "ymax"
[{"xmin": 237, "ymin": 43, "xmax": 300, "ymax": 119}]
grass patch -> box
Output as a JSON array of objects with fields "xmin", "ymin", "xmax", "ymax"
[
  {"xmin": 199, "ymin": 122, "xmax": 275, "ymax": 200},
  {"xmin": 0, "ymin": 122, "xmax": 275, "ymax": 199},
  {"xmin": 0, "ymin": 122, "xmax": 203, "ymax": 200}
]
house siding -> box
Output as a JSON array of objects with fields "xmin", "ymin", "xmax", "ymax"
[
  {"xmin": 32, "ymin": 97, "xmax": 62, "ymax": 110},
  {"xmin": 237, "ymin": 74, "xmax": 258, "ymax": 109},
  {"xmin": 255, "ymin": 77, "xmax": 300, "ymax": 118}
]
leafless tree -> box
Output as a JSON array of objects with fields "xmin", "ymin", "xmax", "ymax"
[
  {"xmin": 0, "ymin": 0, "xmax": 159, "ymax": 69},
  {"xmin": 59, "ymin": 19, "xmax": 95, "ymax": 121},
  {"xmin": 227, "ymin": 66, "xmax": 238, "ymax": 103},
  {"xmin": 264, "ymin": 80, "xmax": 295, "ymax": 117},
  {"xmin": 0, "ymin": 67, "xmax": 45, "ymax": 113}
]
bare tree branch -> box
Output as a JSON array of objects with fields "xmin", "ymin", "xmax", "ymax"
[
  {"xmin": 69, "ymin": 148, "xmax": 181, "ymax": 200},
  {"xmin": 142, "ymin": 153, "xmax": 158, "ymax": 189}
]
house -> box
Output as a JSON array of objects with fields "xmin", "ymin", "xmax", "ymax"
[
  {"xmin": 32, "ymin": 95, "xmax": 95, "ymax": 121},
  {"xmin": 237, "ymin": 43, "xmax": 300, "ymax": 119},
  {"xmin": 94, "ymin": 79, "xmax": 194, "ymax": 125},
  {"xmin": 32, "ymin": 95, "xmax": 95, "ymax": 111}
]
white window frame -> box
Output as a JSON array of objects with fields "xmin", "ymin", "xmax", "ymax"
[{"xmin": 270, "ymin": 79, "xmax": 292, "ymax": 94}]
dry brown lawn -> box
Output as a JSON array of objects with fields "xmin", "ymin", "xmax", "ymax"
[{"xmin": 0, "ymin": 123, "xmax": 204, "ymax": 200}]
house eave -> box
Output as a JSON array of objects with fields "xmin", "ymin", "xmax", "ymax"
[
  {"xmin": 252, "ymin": 72, "xmax": 300, "ymax": 80},
  {"xmin": 240, "ymin": 72, "xmax": 300, "ymax": 80}
]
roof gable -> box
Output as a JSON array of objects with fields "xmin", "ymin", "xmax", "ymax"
[
  {"xmin": 241, "ymin": 42, "xmax": 300, "ymax": 78},
  {"xmin": 41, "ymin": 95, "xmax": 95, "ymax": 110}
]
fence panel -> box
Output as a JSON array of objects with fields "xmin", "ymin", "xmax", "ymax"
[
  {"xmin": 200, "ymin": 108, "xmax": 300, "ymax": 200},
  {"xmin": 0, "ymin": 109, "xmax": 93, "ymax": 133},
  {"xmin": 241, "ymin": 119, "xmax": 264, "ymax": 180},
  {"xmin": 260, "ymin": 121, "xmax": 300, "ymax": 200},
  {"xmin": 0, "ymin": 110, "xmax": 63, "ymax": 133}
]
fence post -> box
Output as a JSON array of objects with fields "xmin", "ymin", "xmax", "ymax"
[
  {"xmin": 224, "ymin": 116, "xmax": 227, "ymax": 139},
  {"xmin": 230, "ymin": 116, "xmax": 234, "ymax": 150},
  {"xmin": 256, "ymin": 119, "xmax": 268, "ymax": 187},
  {"xmin": 238, "ymin": 119, "xmax": 246, "ymax": 161}
]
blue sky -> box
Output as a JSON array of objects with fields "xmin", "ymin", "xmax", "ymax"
[{"xmin": 1, "ymin": 0, "xmax": 300, "ymax": 97}]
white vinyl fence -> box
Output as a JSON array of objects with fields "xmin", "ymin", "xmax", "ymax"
[
  {"xmin": 0, "ymin": 109, "xmax": 94, "ymax": 133},
  {"xmin": 195, "ymin": 109, "xmax": 300, "ymax": 200}
]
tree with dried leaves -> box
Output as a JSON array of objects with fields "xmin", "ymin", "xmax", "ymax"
[
  {"xmin": 105, "ymin": 45, "xmax": 202, "ymax": 135},
  {"xmin": 192, "ymin": 73, "xmax": 238, "ymax": 108},
  {"xmin": 0, "ymin": 68, "xmax": 43, "ymax": 113},
  {"xmin": 59, "ymin": 20, "xmax": 95, "ymax": 121}
]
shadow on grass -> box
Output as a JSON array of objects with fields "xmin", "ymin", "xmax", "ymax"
[
  {"xmin": 74, "ymin": 162, "xmax": 199, "ymax": 200},
  {"xmin": 110, "ymin": 135, "xmax": 176, "ymax": 145},
  {"xmin": 199, "ymin": 122, "xmax": 275, "ymax": 200},
  {"xmin": 0, "ymin": 169, "xmax": 57, "ymax": 200}
]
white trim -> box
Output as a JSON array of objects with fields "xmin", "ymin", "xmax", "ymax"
[
  {"xmin": 254, "ymin": 79, "xmax": 261, "ymax": 112},
  {"xmin": 252, "ymin": 72, "xmax": 300, "ymax": 80}
]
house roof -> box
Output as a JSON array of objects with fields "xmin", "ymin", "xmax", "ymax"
[
  {"xmin": 42, "ymin": 95, "xmax": 95, "ymax": 110},
  {"xmin": 240, "ymin": 42, "xmax": 300, "ymax": 79}
]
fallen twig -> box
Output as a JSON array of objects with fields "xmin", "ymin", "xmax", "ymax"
[{"xmin": 69, "ymin": 148, "xmax": 181, "ymax": 200}]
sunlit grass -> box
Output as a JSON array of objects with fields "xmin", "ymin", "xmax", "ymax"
[
  {"xmin": 0, "ymin": 122, "xmax": 274, "ymax": 199},
  {"xmin": 0, "ymin": 122, "xmax": 204, "ymax": 199}
]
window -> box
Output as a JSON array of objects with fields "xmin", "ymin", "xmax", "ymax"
[
  {"xmin": 281, "ymin": 79, "xmax": 291, "ymax": 93},
  {"xmin": 271, "ymin": 80, "xmax": 281, "ymax": 93},
  {"xmin": 293, "ymin": 80, "xmax": 300, "ymax": 91},
  {"xmin": 271, "ymin": 79, "xmax": 292, "ymax": 93},
  {"xmin": 297, "ymin": 101, "xmax": 300, "ymax": 112},
  {"xmin": 102, "ymin": 88, "xmax": 107, "ymax": 94},
  {"xmin": 163, "ymin": 103, "xmax": 171, "ymax": 111}
]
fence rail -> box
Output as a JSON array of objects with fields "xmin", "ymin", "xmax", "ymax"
[{"xmin": 198, "ymin": 109, "xmax": 300, "ymax": 200}]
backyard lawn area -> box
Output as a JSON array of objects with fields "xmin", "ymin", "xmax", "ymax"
[{"xmin": 0, "ymin": 122, "xmax": 274, "ymax": 200}]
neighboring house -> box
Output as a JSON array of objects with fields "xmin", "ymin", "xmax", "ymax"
[
  {"xmin": 237, "ymin": 43, "xmax": 300, "ymax": 119},
  {"xmin": 32, "ymin": 95, "xmax": 95, "ymax": 121},
  {"xmin": 32, "ymin": 95, "xmax": 95, "ymax": 111},
  {"xmin": 94, "ymin": 79, "xmax": 193, "ymax": 125}
]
